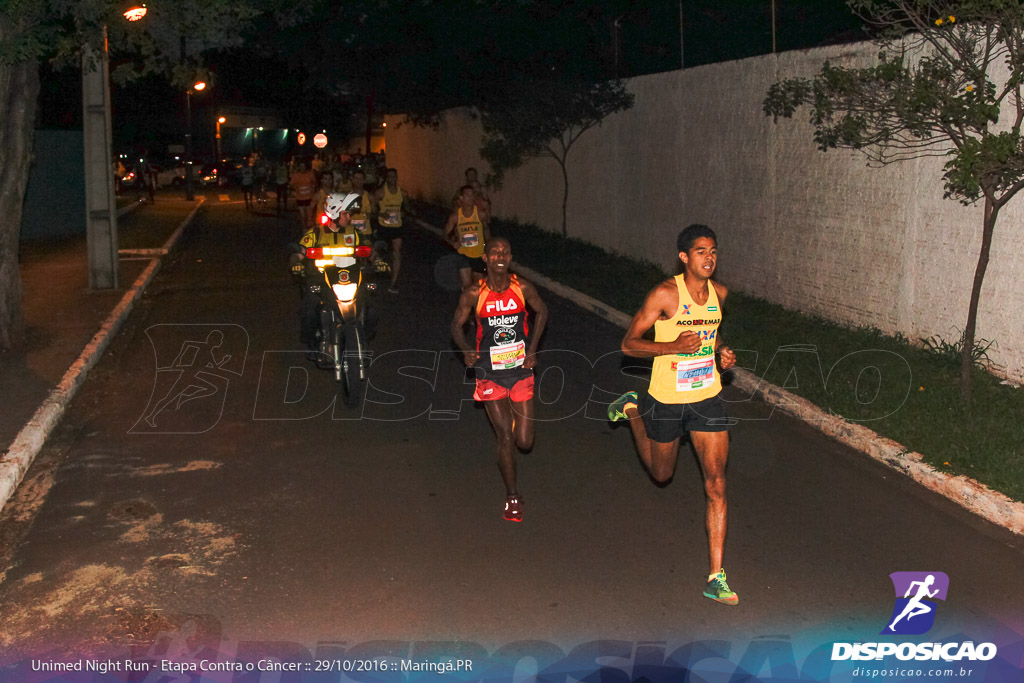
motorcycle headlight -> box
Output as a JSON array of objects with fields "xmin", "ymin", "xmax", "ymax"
[{"xmin": 332, "ymin": 282, "xmax": 358, "ymax": 302}]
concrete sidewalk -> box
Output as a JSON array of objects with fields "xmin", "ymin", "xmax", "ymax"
[{"xmin": 0, "ymin": 198, "xmax": 202, "ymax": 511}]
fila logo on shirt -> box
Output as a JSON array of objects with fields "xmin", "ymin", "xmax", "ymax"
[{"xmin": 485, "ymin": 298, "xmax": 519, "ymax": 314}]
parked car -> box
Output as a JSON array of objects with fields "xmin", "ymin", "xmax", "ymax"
[
  {"xmin": 120, "ymin": 161, "xmax": 181, "ymax": 189},
  {"xmin": 120, "ymin": 165, "xmax": 142, "ymax": 189},
  {"xmin": 146, "ymin": 160, "xmax": 218, "ymax": 189},
  {"xmin": 217, "ymin": 158, "xmax": 247, "ymax": 186},
  {"xmin": 199, "ymin": 162, "xmax": 225, "ymax": 187},
  {"xmin": 153, "ymin": 162, "xmax": 186, "ymax": 188}
]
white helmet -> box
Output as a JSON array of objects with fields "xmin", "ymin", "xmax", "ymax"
[{"xmin": 324, "ymin": 192, "xmax": 361, "ymax": 220}]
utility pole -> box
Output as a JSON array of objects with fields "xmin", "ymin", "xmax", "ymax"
[
  {"xmin": 613, "ymin": 15, "xmax": 624, "ymax": 78},
  {"xmin": 82, "ymin": 27, "xmax": 118, "ymax": 290},
  {"xmin": 679, "ymin": 1, "xmax": 684, "ymax": 69},
  {"xmin": 181, "ymin": 36, "xmax": 195, "ymax": 201},
  {"xmin": 771, "ymin": 0, "xmax": 777, "ymax": 54},
  {"xmin": 185, "ymin": 88, "xmax": 195, "ymax": 201}
]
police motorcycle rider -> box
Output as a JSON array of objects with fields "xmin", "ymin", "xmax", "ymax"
[{"xmin": 292, "ymin": 192, "xmax": 377, "ymax": 359}]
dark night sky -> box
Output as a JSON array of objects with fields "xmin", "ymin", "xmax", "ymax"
[{"xmin": 36, "ymin": 1, "xmax": 863, "ymax": 159}]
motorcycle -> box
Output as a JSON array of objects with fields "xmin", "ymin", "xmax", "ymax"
[{"xmin": 300, "ymin": 224, "xmax": 378, "ymax": 408}]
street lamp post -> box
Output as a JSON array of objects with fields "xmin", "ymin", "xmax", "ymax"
[
  {"xmin": 185, "ymin": 80, "xmax": 206, "ymax": 201},
  {"xmin": 185, "ymin": 88, "xmax": 193, "ymax": 200},
  {"xmin": 82, "ymin": 4, "xmax": 149, "ymax": 289},
  {"xmin": 216, "ymin": 116, "xmax": 226, "ymax": 162},
  {"xmin": 82, "ymin": 26, "xmax": 118, "ymax": 289}
]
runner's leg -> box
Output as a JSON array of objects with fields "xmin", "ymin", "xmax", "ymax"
[
  {"xmin": 624, "ymin": 405, "xmax": 680, "ymax": 482},
  {"xmin": 511, "ymin": 396, "xmax": 534, "ymax": 451},
  {"xmin": 484, "ymin": 398, "xmax": 517, "ymax": 495},
  {"xmin": 691, "ymin": 430, "xmax": 729, "ymax": 574}
]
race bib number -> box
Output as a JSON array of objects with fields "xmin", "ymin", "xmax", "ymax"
[
  {"xmin": 461, "ymin": 232, "xmax": 479, "ymax": 248},
  {"xmin": 489, "ymin": 341, "xmax": 525, "ymax": 370},
  {"xmin": 674, "ymin": 357, "xmax": 714, "ymax": 392},
  {"xmin": 381, "ymin": 209, "xmax": 400, "ymax": 226}
]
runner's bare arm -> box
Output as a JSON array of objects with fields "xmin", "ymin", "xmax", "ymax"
[
  {"xmin": 711, "ymin": 280, "xmax": 736, "ymax": 371},
  {"xmin": 621, "ymin": 280, "xmax": 702, "ymax": 358},
  {"xmin": 451, "ymin": 285, "xmax": 481, "ymax": 367},
  {"xmin": 443, "ymin": 211, "xmax": 459, "ymax": 246},
  {"xmin": 520, "ymin": 279, "xmax": 548, "ymax": 369}
]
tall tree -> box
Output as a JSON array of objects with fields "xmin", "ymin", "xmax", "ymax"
[
  {"xmin": 0, "ymin": 0, "xmax": 297, "ymax": 349},
  {"xmin": 763, "ymin": 0, "xmax": 1024, "ymax": 401},
  {"xmin": 0, "ymin": 0, "xmax": 45, "ymax": 349},
  {"xmin": 479, "ymin": 78, "xmax": 634, "ymax": 238}
]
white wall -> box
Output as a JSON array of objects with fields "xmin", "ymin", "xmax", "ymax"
[{"xmin": 384, "ymin": 42, "xmax": 1024, "ymax": 382}]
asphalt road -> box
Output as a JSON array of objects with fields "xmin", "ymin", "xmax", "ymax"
[{"xmin": 0, "ymin": 200, "xmax": 1022, "ymax": 670}]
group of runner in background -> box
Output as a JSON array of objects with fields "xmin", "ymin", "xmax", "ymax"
[
  {"xmin": 287, "ymin": 151, "xmax": 408, "ymax": 293},
  {"xmin": 238, "ymin": 151, "xmax": 387, "ymax": 222}
]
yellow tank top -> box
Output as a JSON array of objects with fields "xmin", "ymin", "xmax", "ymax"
[
  {"xmin": 379, "ymin": 186, "xmax": 404, "ymax": 227},
  {"xmin": 456, "ymin": 206, "xmax": 485, "ymax": 258},
  {"xmin": 648, "ymin": 275, "xmax": 722, "ymax": 404}
]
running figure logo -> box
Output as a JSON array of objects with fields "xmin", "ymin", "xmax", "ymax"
[
  {"xmin": 131, "ymin": 325, "xmax": 248, "ymax": 434},
  {"xmin": 882, "ymin": 571, "xmax": 949, "ymax": 635}
]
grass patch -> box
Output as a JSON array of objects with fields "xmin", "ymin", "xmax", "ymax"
[
  {"xmin": 415, "ymin": 202, "xmax": 1024, "ymax": 503},
  {"xmin": 414, "ymin": 202, "xmax": 664, "ymax": 312},
  {"xmin": 723, "ymin": 294, "xmax": 1024, "ymax": 502},
  {"xmin": 491, "ymin": 218, "xmax": 666, "ymax": 314}
]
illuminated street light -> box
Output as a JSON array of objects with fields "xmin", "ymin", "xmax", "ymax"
[
  {"xmin": 193, "ymin": 80, "xmax": 207, "ymax": 91},
  {"xmin": 123, "ymin": 4, "xmax": 147, "ymax": 21}
]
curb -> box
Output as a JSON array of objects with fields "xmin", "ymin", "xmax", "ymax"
[
  {"xmin": 726, "ymin": 370, "xmax": 1024, "ymax": 535},
  {"xmin": 116, "ymin": 199, "xmax": 146, "ymax": 219},
  {"xmin": 414, "ymin": 216, "xmax": 1024, "ymax": 536},
  {"xmin": 0, "ymin": 199, "xmax": 205, "ymax": 515}
]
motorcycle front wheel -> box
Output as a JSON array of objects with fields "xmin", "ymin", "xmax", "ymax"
[{"xmin": 340, "ymin": 322, "xmax": 366, "ymax": 408}]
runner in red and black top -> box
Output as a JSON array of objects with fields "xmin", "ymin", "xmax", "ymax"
[{"xmin": 451, "ymin": 237, "xmax": 548, "ymax": 522}]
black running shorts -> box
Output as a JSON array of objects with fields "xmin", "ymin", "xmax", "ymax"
[
  {"xmin": 456, "ymin": 252, "xmax": 483, "ymax": 271},
  {"xmin": 639, "ymin": 390, "xmax": 733, "ymax": 443}
]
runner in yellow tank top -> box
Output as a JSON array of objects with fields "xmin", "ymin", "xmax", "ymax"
[
  {"xmin": 348, "ymin": 169, "xmax": 374, "ymax": 238},
  {"xmin": 648, "ymin": 274, "xmax": 722, "ymax": 404},
  {"xmin": 374, "ymin": 168, "xmax": 409, "ymax": 293},
  {"xmin": 609, "ymin": 224, "xmax": 741, "ymax": 606},
  {"xmin": 444, "ymin": 185, "xmax": 491, "ymax": 289}
]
